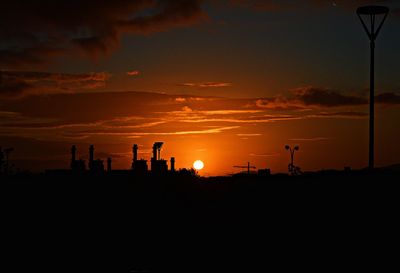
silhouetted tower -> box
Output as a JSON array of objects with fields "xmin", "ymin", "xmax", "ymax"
[
  {"xmin": 170, "ymin": 157, "xmax": 175, "ymax": 172},
  {"xmin": 357, "ymin": 5, "xmax": 389, "ymax": 170},
  {"xmin": 107, "ymin": 157, "xmax": 112, "ymax": 173},
  {"xmin": 89, "ymin": 145, "xmax": 94, "ymax": 170}
]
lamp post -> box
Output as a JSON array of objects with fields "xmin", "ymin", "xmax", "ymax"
[
  {"xmin": 285, "ymin": 145, "xmax": 299, "ymax": 175},
  {"xmin": 357, "ymin": 6, "xmax": 389, "ymax": 170}
]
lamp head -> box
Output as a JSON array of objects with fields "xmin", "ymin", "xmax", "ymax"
[
  {"xmin": 357, "ymin": 5, "xmax": 389, "ymax": 40},
  {"xmin": 285, "ymin": 145, "xmax": 290, "ymax": 150},
  {"xmin": 357, "ymin": 6, "xmax": 389, "ymax": 15},
  {"xmin": 294, "ymin": 146, "xmax": 299, "ymax": 151}
]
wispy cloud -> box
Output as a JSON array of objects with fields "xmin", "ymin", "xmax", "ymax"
[
  {"xmin": 289, "ymin": 137, "xmax": 331, "ymax": 142},
  {"xmin": 66, "ymin": 126, "xmax": 241, "ymax": 138},
  {"xmin": 0, "ymin": 70, "xmax": 110, "ymax": 98},
  {"xmin": 237, "ymin": 133, "xmax": 262, "ymax": 137},
  {"xmin": 249, "ymin": 153, "xmax": 280, "ymax": 157},
  {"xmin": 126, "ymin": 70, "xmax": 140, "ymax": 76},
  {"xmin": 0, "ymin": 89, "xmax": 397, "ymax": 145},
  {"xmin": 180, "ymin": 82, "xmax": 232, "ymax": 88}
]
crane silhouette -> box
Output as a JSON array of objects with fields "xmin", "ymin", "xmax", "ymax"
[{"xmin": 233, "ymin": 162, "xmax": 256, "ymax": 175}]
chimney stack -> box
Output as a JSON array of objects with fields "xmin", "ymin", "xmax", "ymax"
[
  {"xmin": 107, "ymin": 157, "xmax": 112, "ymax": 173},
  {"xmin": 71, "ymin": 145, "xmax": 76, "ymax": 162},
  {"xmin": 133, "ymin": 144, "xmax": 138, "ymax": 162},
  {"xmin": 89, "ymin": 145, "xmax": 94, "ymax": 170},
  {"xmin": 170, "ymin": 157, "xmax": 175, "ymax": 172},
  {"xmin": 71, "ymin": 145, "xmax": 76, "ymax": 169},
  {"xmin": 153, "ymin": 144, "xmax": 158, "ymax": 161}
]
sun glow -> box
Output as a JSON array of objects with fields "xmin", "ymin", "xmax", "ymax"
[{"xmin": 193, "ymin": 160, "xmax": 204, "ymax": 170}]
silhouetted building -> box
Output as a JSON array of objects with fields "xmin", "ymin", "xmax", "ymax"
[
  {"xmin": 132, "ymin": 144, "xmax": 148, "ymax": 174},
  {"xmin": 151, "ymin": 142, "xmax": 168, "ymax": 174}
]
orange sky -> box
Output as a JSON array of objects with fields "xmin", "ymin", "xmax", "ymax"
[
  {"xmin": 1, "ymin": 90, "xmax": 399, "ymax": 175},
  {"xmin": 1, "ymin": 1, "xmax": 400, "ymax": 175}
]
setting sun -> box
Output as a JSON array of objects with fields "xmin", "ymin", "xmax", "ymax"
[{"xmin": 193, "ymin": 160, "xmax": 204, "ymax": 171}]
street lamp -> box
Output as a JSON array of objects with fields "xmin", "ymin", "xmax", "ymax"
[
  {"xmin": 285, "ymin": 145, "xmax": 299, "ymax": 175},
  {"xmin": 357, "ymin": 5, "xmax": 389, "ymax": 170}
]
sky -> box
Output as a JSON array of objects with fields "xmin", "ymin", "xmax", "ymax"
[{"xmin": 1, "ymin": 0, "xmax": 400, "ymax": 175}]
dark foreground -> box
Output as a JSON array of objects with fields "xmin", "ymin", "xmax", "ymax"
[{"xmin": 1, "ymin": 171, "xmax": 399, "ymax": 272}]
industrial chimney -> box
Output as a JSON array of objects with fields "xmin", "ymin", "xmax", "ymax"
[
  {"xmin": 107, "ymin": 157, "xmax": 112, "ymax": 173},
  {"xmin": 89, "ymin": 145, "xmax": 94, "ymax": 170},
  {"xmin": 71, "ymin": 145, "xmax": 76, "ymax": 168},
  {"xmin": 153, "ymin": 144, "xmax": 158, "ymax": 161},
  {"xmin": 152, "ymin": 142, "xmax": 164, "ymax": 161},
  {"xmin": 170, "ymin": 157, "xmax": 175, "ymax": 172},
  {"xmin": 133, "ymin": 144, "xmax": 138, "ymax": 162}
]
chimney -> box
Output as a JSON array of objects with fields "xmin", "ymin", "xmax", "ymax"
[
  {"xmin": 152, "ymin": 143, "xmax": 157, "ymax": 161},
  {"xmin": 170, "ymin": 157, "xmax": 175, "ymax": 172},
  {"xmin": 89, "ymin": 145, "xmax": 94, "ymax": 170},
  {"xmin": 71, "ymin": 145, "xmax": 76, "ymax": 162},
  {"xmin": 107, "ymin": 157, "xmax": 112, "ymax": 173},
  {"xmin": 71, "ymin": 145, "xmax": 76, "ymax": 169},
  {"xmin": 133, "ymin": 144, "xmax": 138, "ymax": 162}
]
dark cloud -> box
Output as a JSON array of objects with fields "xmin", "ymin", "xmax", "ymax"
[
  {"xmin": 0, "ymin": 71, "xmax": 109, "ymax": 98},
  {"xmin": 0, "ymin": 46, "xmax": 64, "ymax": 67},
  {"xmin": 1, "ymin": 0, "xmax": 396, "ymax": 67},
  {"xmin": 375, "ymin": 92, "xmax": 400, "ymax": 105},
  {"xmin": 256, "ymin": 87, "xmax": 400, "ymax": 109},
  {"xmin": 0, "ymin": 0, "xmax": 206, "ymax": 67},
  {"xmin": 292, "ymin": 86, "xmax": 368, "ymax": 107},
  {"xmin": 230, "ymin": 0, "xmax": 395, "ymax": 11},
  {"xmin": 0, "ymin": 77, "xmax": 34, "ymax": 98}
]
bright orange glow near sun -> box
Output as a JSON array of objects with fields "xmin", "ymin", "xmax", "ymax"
[{"xmin": 193, "ymin": 160, "xmax": 204, "ymax": 170}]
